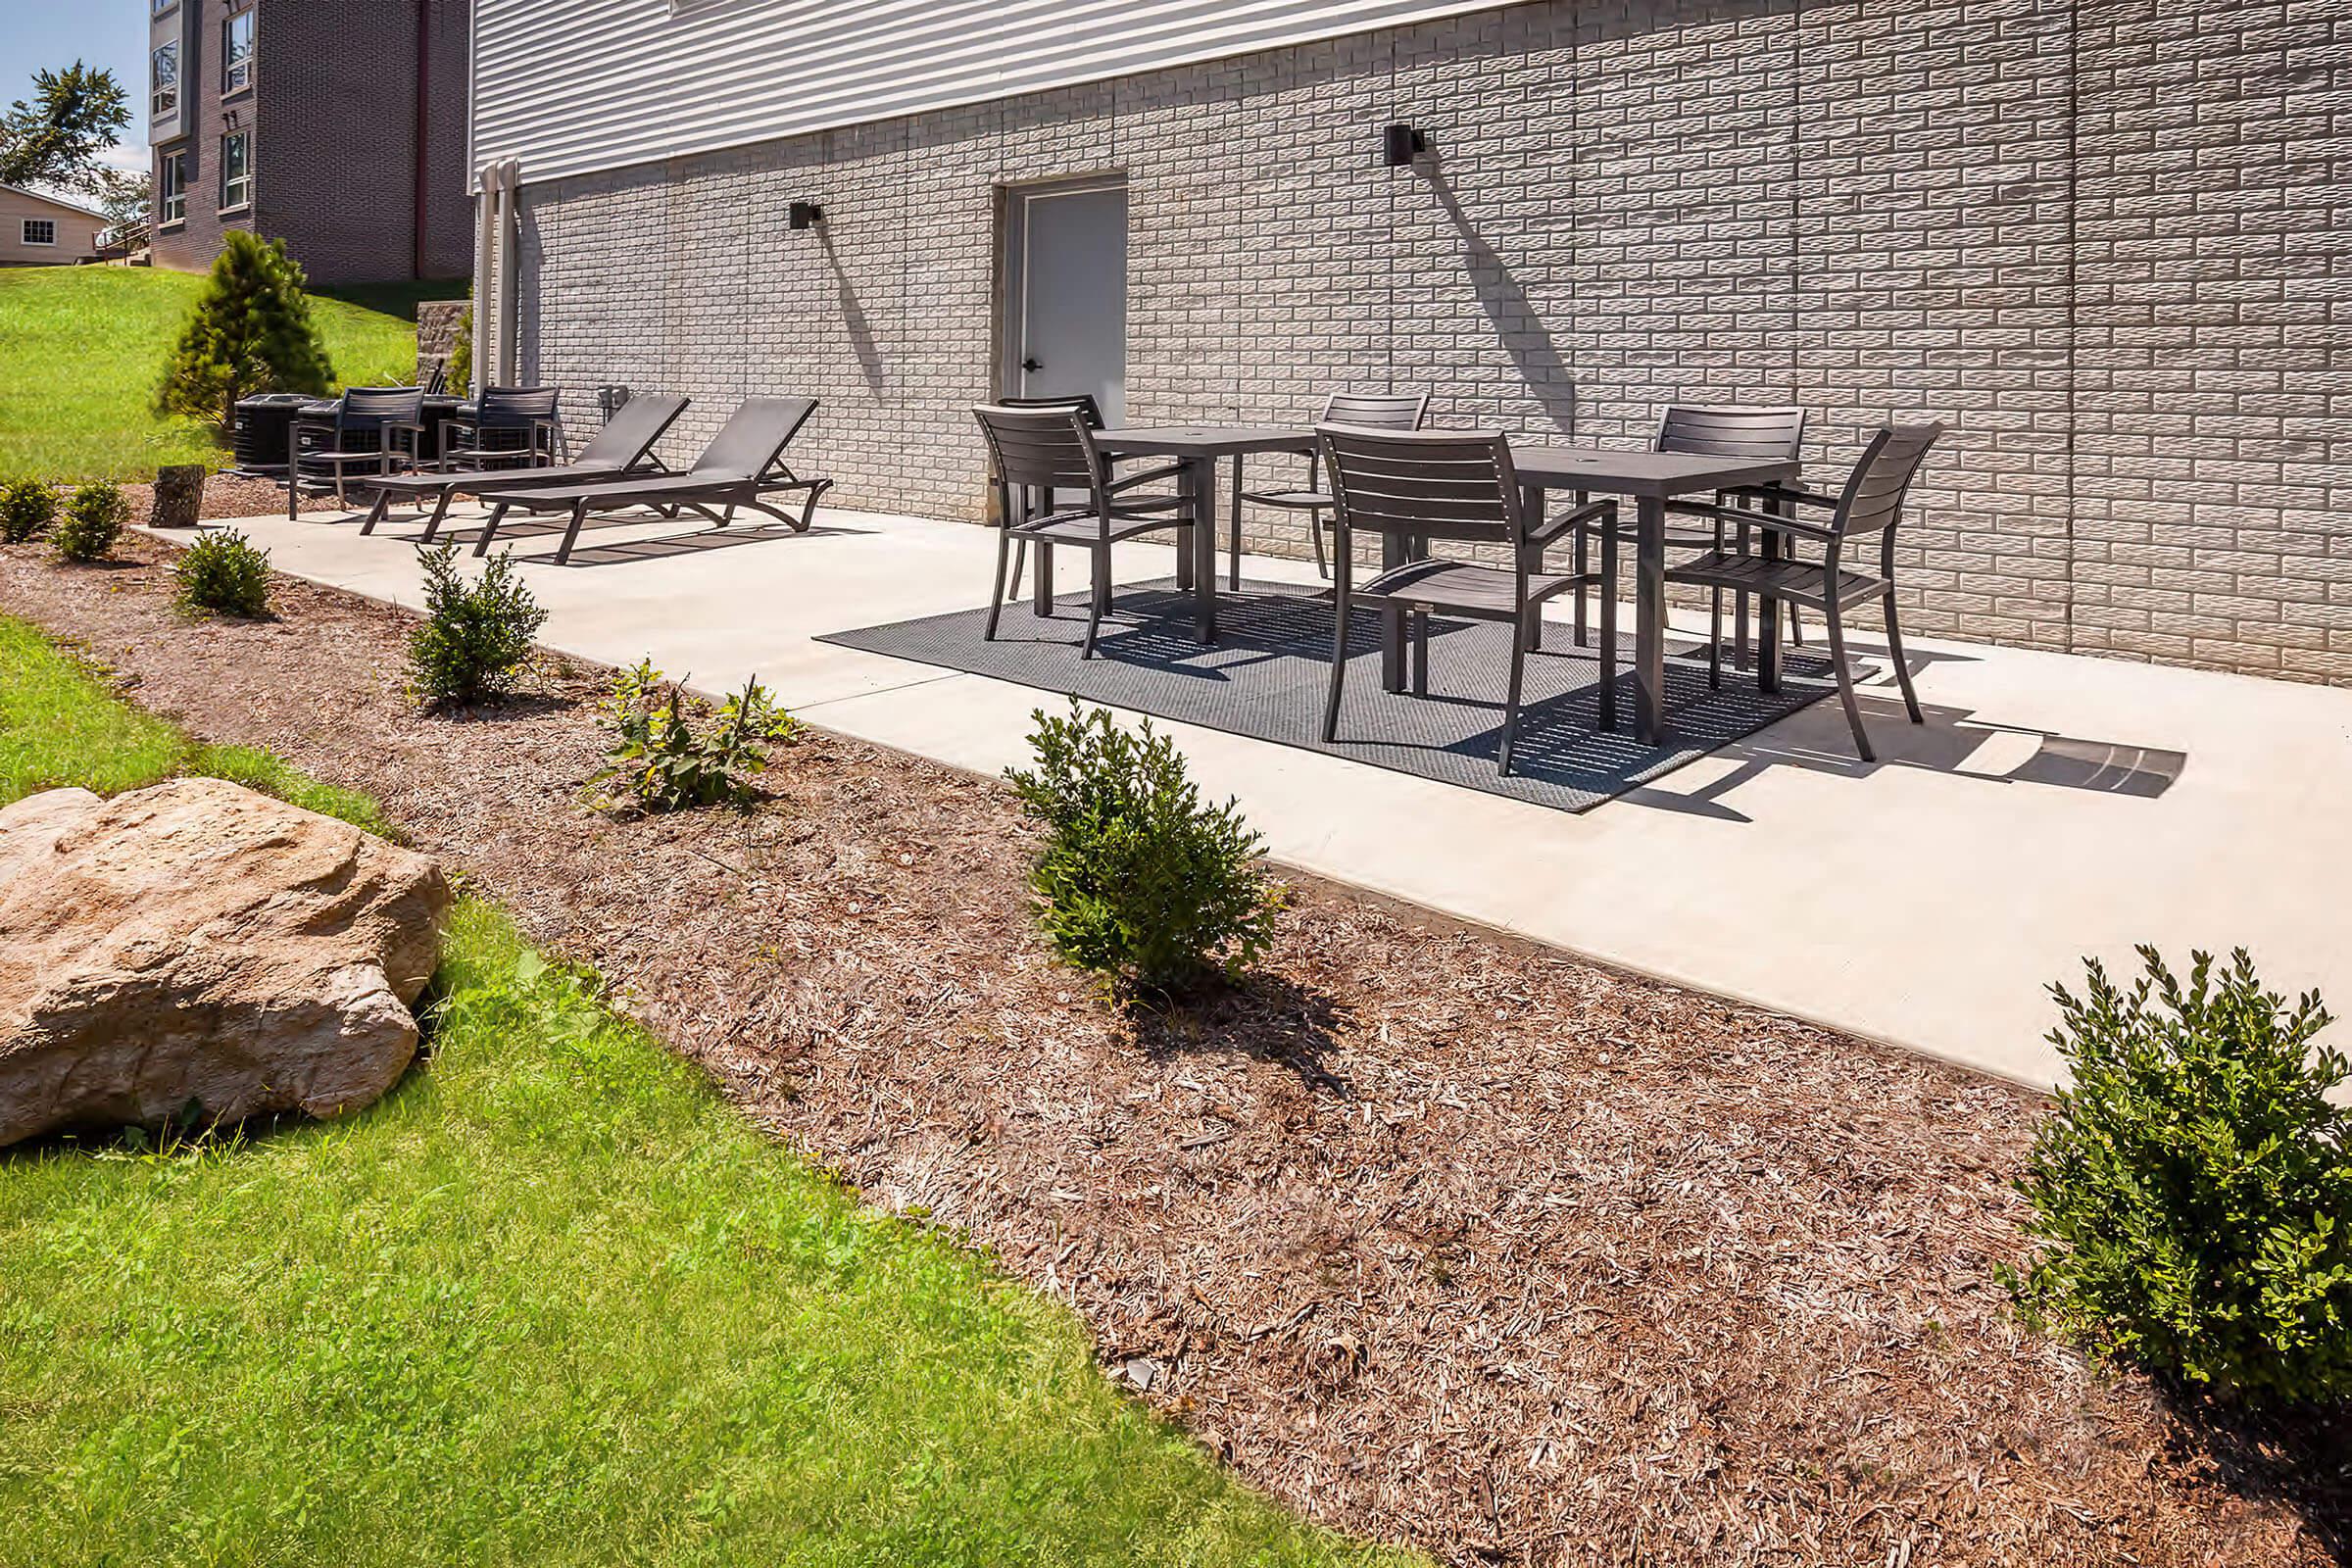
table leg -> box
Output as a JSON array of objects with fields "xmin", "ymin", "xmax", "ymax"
[
  {"xmin": 1757, "ymin": 523, "xmax": 1782, "ymax": 695},
  {"xmin": 1520, "ymin": 484, "xmax": 1546, "ymax": 653},
  {"xmin": 1033, "ymin": 541, "xmax": 1055, "ymax": 616},
  {"xmin": 1635, "ymin": 493, "xmax": 1668, "ymax": 746},
  {"xmin": 1187, "ymin": 457, "xmax": 1217, "ymax": 642}
]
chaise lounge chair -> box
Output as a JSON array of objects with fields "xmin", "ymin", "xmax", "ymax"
[
  {"xmin": 473, "ymin": 396, "xmax": 832, "ymax": 564},
  {"xmin": 356, "ymin": 391, "xmax": 691, "ymax": 542}
]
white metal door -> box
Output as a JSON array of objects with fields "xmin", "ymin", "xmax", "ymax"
[{"xmin": 1011, "ymin": 181, "xmax": 1127, "ymax": 425}]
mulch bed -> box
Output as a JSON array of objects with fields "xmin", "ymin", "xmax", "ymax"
[
  {"xmin": 3, "ymin": 532, "xmax": 2344, "ymax": 1567},
  {"xmin": 118, "ymin": 471, "xmax": 345, "ymax": 523}
]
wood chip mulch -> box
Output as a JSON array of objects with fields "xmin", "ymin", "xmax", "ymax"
[{"xmin": 3, "ymin": 533, "xmax": 2344, "ymax": 1567}]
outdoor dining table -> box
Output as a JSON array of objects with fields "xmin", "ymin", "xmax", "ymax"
[{"xmin": 1092, "ymin": 425, "xmax": 1800, "ymax": 748}]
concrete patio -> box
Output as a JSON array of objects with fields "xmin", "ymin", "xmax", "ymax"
[{"xmin": 181, "ymin": 501, "xmax": 2351, "ymax": 1088}]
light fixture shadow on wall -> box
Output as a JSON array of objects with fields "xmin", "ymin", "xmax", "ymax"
[
  {"xmin": 789, "ymin": 200, "xmax": 824, "ymax": 230},
  {"xmin": 1382, "ymin": 123, "xmax": 1426, "ymax": 167}
]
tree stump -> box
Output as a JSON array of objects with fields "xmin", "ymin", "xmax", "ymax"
[{"xmin": 150, "ymin": 466, "xmax": 205, "ymax": 529}]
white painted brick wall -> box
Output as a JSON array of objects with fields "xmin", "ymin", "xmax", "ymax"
[{"xmin": 514, "ymin": 0, "xmax": 2352, "ymax": 684}]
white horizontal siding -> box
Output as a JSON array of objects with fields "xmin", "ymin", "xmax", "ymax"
[{"xmin": 472, "ymin": 0, "xmax": 1514, "ymax": 187}]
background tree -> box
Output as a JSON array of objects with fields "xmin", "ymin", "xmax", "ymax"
[
  {"xmin": 157, "ymin": 232, "xmax": 335, "ymax": 435},
  {"xmin": 0, "ymin": 63, "xmax": 131, "ymax": 200}
]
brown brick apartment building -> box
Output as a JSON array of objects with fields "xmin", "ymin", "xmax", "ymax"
[{"xmin": 146, "ymin": 0, "xmax": 471, "ymax": 284}]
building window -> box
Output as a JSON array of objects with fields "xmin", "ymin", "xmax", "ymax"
[
  {"xmin": 151, "ymin": 42, "xmax": 178, "ymax": 119},
  {"xmin": 159, "ymin": 149, "xmax": 188, "ymax": 225},
  {"xmin": 220, "ymin": 131, "xmax": 251, "ymax": 212},
  {"xmin": 22, "ymin": 219, "xmax": 57, "ymax": 247},
  {"xmin": 222, "ymin": 10, "xmax": 256, "ymax": 95},
  {"xmin": 152, "ymin": 0, "xmax": 176, "ymax": 15}
]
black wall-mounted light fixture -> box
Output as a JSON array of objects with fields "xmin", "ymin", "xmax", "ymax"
[
  {"xmin": 788, "ymin": 200, "xmax": 823, "ymax": 230},
  {"xmin": 1382, "ymin": 123, "xmax": 1425, "ymax": 168}
]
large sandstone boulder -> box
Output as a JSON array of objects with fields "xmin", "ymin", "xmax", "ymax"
[{"xmin": 0, "ymin": 778, "xmax": 450, "ymax": 1147}]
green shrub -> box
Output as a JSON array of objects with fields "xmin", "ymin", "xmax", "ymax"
[
  {"xmin": 52, "ymin": 481, "xmax": 128, "ymax": 563},
  {"xmin": 156, "ymin": 230, "xmax": 333, "ymax": 433},
  {"xmin": 172, "ymin": 529, "xmax": 272, "ymax": 616},
  {"xmin": 1004, "ymin": 702, "xmax": 1284, "ymax": 997},
  {"xmin": 590, "ymin": 659, "xmax": 798, "ymax": 812},
  {"xmin": 2004, "ymin": 947, "xmax": 2352, "ymax": 1405},
  {"xmin": 0, "ymin": 478, "xmax": 58, "ymax": 544},
  {"xmin": 406, "ymin": 543, "xmax": 547, "ymax": 707}
]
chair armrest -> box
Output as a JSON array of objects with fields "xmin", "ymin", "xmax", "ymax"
[
  {"xmin": 1726, "ymin": 480, "xmax": 1837, "ymax": 511},
  {"xmin": 1673, "ymin": 500, "xmax": 1838, "ymax": 543},
  {"xmin": 1104, "ymin": 462, "xmax": 1183, "ymax": 495},
  {"xmin": 1528, "ymin": 498, "xmax": 1614, "ymax": 549}
]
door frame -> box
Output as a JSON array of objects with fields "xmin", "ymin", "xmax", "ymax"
[{"xmin": 994, "ymin": 172, "xmax": 1129, "ymax": 405}]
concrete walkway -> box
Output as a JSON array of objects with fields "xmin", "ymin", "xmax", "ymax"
[{"xmin": 186, "ymin": 501, "xmax": 2351, "ymax": 1087}]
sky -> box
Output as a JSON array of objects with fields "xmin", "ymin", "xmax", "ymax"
[{"xmin": 1, "ymin": 2, "xmax": 156, "ymax": 182}]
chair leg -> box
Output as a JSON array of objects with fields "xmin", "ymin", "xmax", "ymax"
[
  {"xmin": 1323, "ymin": 587, "xmax": 1350, "ymax": 742},
  {"xmin": 985, "ymin": 528, "xmax": 1012, "ymax": 641},
  {"xmin": 556, "ymin": 499, "xmax": 590, "ymax": 565},
  {"xmin": 1499, "ymin": 617, "xmax": 1529, "ymax": 777},
  {"xmin": 1081, "ymin": 544, "xmax": 1108, "ymax": 659},
  {"xmin": 1823, "ymin": 598, "xmax": 1874, "ymax": 762},
  {"xmin": 1883, "ymin": 588, "xmax": 1924, "ymax": 724},
  {"xmin": 1707, "ymin": 585, "xmax": 1723, "ymax": 690},
  {"xmin": 1228, "ymin": 455, "xmax": 1243, "ymax": 591},
  {"xmin": 1310, "ymin": 511, "xmax": 1329, "ymax": 579},
  {"xmin": 1412, "ymin": 610, "xmax": 1431, "ymax": 697},
  {"xmin": 1788, "ymin": 605, "xmax": 1806, "ymax": 647},
  {"xmin": 474, "ymin": 502, "xmax": 509, "ymax": 557}
]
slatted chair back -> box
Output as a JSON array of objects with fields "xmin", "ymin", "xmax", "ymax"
[
  {"xmin": 337, "ymin": 386, "xmax": 424, "ymax": 430},
  {"xmin": 995, "ymin": 392, "xmax": 1105, "ymax": 429},
  {"xmin": 1319, "ymin": 391, "xmax": 1430, "ymax": 432},
  {"xmin": 475, "ymin": 385, "xmax": 561, "ymax": 427},
  {"xmin": 1318, "ymin": 426, "xmax": 1525, "ymax": 548},
  {"xmin": 575, "ymin": 391, "xmax": 689, "ymax": 468},
  {"xmin": 1654, "ymin": 404, "xmax": 1807, "ymax": 461},
  {"xmin": 1829, "ymin": 421, "xmax": 1945, "ymax": 538},
  {"xmin": 693, "ymin": 395, "xmax": 818, "ymax": 479},
  {"xmin": 973, "ymin": 404, "xmax": 1109, "ymax": 497}
]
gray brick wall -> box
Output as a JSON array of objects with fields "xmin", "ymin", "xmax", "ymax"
[{"xmin": 514, "ymin": 0, "xmax": 2352, "ymax": 684}]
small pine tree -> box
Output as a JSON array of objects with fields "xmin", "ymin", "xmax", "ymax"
[{"xmin": 155, "ymin": 231, "xmax": 333, "ymax": 435}]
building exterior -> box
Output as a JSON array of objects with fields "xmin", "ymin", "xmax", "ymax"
[
  {"xmin": 146, "ymin": 0, "xmax": 471, "ymax": 284},
  {"xmin": 470, "ymin": 0, "xmax": 2352, "ymax": 685},
  {"xmin": 0, "ymin": 185, "xmax": 106, "ymax": 266}
]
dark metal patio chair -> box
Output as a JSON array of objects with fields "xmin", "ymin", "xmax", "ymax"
[
  {"xmin": 440, "ymin": 385, "xmax": 562, "ymax": 472},
  {"xmin": 287, "ymin": 387, "xmax": 427, "ymax": 519},
  {"xmin": 1241, "ymin": 390, "xmax": 1429, "ymax": 584},
  {"xmin": 993, "ymin": 392, "xmax": 1104, "ymax": 601},
  {"xmin": 1318, "ymin": 425, "xmax": 1616, "ymax": 776},
  {"xmin": 1664, "ymin": 421, "xmax": 1945, "ymax": 761},
  {"xmin": 1556, "ymin": 404, "xmax": 1809, "ymax": 658},
  {"xmin": 973, "ymin": 404, "xmax": 1191, "ymax": 659}
]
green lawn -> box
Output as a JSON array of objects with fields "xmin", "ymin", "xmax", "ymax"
[
  {"xmin": 0, "ymin": 618, "xmax": 1407, "ymax": 1568},
  {"xmin": 0, "ymin": 267, "xmax": 448, "ymax": 482}
]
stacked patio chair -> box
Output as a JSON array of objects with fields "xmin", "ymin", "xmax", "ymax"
[
  {"xmin": 356, "ymin": 391, "xmax": 690, "ymax": 541},
  {"xmin": 1317, "ymin": 425, "xmax": 1616, "ymax": 776},
  {"xmin": 1241, "ymin": 390, "xmax": 1430, "ymax": 585},
  {"xmin": 474, "ymin": 395, "xmax": 832, "ymax": 564},
  {"xmin": 439, "ymin": 385, "xmax": 564, "ymax": 471},
  {"xmin": 972, "ymin": 403, "xmax": 1192, "ymax": 659},
  {"xmin": 1663, "ymin": 421, "xmax": 1945, "ymax": 761},
  {"xmin": 286, "ymin": 387, "xmax": 426, "ymax": 519}
]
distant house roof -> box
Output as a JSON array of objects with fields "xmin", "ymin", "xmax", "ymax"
[{"xmin": 0, "ymin": 184, "xmax": 109, "ymax": 220}]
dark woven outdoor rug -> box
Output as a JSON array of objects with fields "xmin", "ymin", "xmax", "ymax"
[{"xmin": 819, "ymin": 578, "xmax": 1849, "ymax": 812}]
